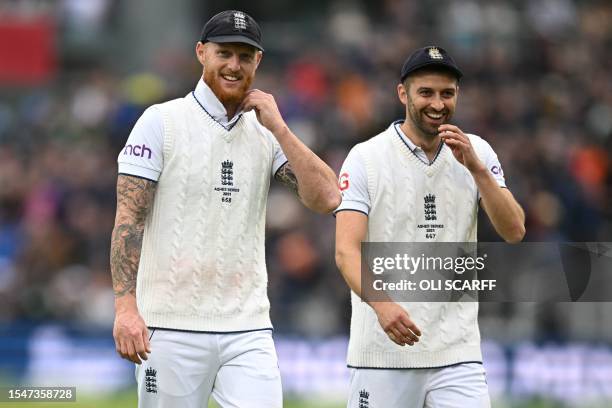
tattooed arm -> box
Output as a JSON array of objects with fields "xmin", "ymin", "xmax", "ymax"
[
  {"xmin": 274, "ymin": 162, "xmax": 299, "ymax": 196},
  {"xmin": 110, "ymin": 174, "xmax": 157, "ymax": 364},
  {"xmin": 274, "ymin": 158, "xmax": 340, "ymax": 214}
]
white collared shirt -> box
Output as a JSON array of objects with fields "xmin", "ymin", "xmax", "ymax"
[
  {"xmin": 394, "ymin": 122, "xmax": 440, "ymax": 165},
  {"xmin": 118, "ymin": 79, "xmax": 287, "ymax": 181},
  {"xmin": 194, "ymin": 77, "xmax": 243, "ymax": 128}
]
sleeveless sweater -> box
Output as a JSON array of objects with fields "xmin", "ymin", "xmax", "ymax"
[
  {"xmin": 136, "ymin": 94, "xmax": 276, "ymax": 332},
  {"xmin": 348, "ymin": 124, "xmax": 484, "ymax": 368}
]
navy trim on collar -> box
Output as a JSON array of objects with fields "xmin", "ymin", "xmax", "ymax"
[
  {"xmin": 393, "ymin": 120, "xmax": 444, "ymax": 166},
  {"xmin": 191, "ymin": 91, "xmax": 242, "ymax": 131}
]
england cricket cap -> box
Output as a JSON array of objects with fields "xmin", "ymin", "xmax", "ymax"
[
  {"xmin": 200, "ymin": 10, "xmax": 264, "ymax": 52},
  {"xmin": 400, "ymin": 46, "xmax": 463, "ymax": 82}
]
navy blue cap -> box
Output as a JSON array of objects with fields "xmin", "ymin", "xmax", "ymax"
[
  {"xmin": 200, "ymin": 10, "xmax": 264, "ymax": 52},
  {"xmin": 400, "ymin": 46, "xmax": 463, "ymax": 82}
]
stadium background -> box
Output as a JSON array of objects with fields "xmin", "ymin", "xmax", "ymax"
[{"xmin": 0, "ymin": 0, "xmax": 611, "ymax": 406}]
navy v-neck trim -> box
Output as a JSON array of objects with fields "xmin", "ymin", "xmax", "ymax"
[
  {"xmin": 191, "ymin": 91, "xmax": 242, "ymax": 131},
  {"xmin": 392, "ymin": 120, "xmax": 444, "ymax": 166}
]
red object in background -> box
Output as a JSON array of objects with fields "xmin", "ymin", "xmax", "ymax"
[
  {"xmin": 0, "ymin": 16, "xmax": 57, "ymax": 85},
  {"xmin": 287, "ymin": 60, "xmax": 328, "ymax": 106},
  {"xmin": 570, "ymin": 146, "xmax": 609, "ymax": 192}
]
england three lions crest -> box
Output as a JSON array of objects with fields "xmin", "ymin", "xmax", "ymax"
[
  {"xmin": 214, "ymin": 159, "xmax": 240, "ymax": 204},
  {"xmin": 418, "ymin": 193, "xmax": 444, "ymax": 240}
]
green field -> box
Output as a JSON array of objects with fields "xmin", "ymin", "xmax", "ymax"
[
  {"xmin": 0, "ymin": 395, "xmax": 586, "ymax": 408},
  {"xmin": 0, "ymin": 389, "xmax": 609, "ymax": 408},
  {"xmin": 0, "ymin": 389, "xmax": 344, "ymax": 408}
]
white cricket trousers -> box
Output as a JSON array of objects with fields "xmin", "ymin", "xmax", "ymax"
[
  {"xmin": 135, "ymin": 328, "xmax": 282, "ymax": 408},
  {"xmin": 347, "ymin": 362, "xmax": 491, "ymax": 408}
]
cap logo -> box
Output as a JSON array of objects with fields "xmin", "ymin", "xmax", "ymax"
[
  {"xmin": 428, "ymin": 47, "xmax": 443, "ymax": 60},
  {"xmin": 233, "ymin": 12, "xmax": 247, "ymax": 31}
]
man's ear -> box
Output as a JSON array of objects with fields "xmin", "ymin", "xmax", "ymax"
[
  {"xmin": 255, "ymin": 50, "xmax": 263, "ymax": 68},
  {"xmin": 397, "ymin": 83, "xmax": 408, "ymax": 106},
  {"xmin": 195, "ymin": 42, "xmax": 206, "ymax": 65}
]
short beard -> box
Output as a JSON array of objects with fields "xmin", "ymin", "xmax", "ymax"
[
  {"xmin": 406, "ymin": 97, "xmax": 450, "ymax": 140},
  {"xmin": 204, "ymin": 68, "xmax": 253, "ymax": 111},
  {"xmin": 407, "ymin": 100, "xmax": 438, "ymax": 140}
]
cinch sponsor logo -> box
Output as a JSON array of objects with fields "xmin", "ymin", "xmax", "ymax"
[{"xmin": 123, "ymin": 144, "xmax": 152, "ymax": 159}]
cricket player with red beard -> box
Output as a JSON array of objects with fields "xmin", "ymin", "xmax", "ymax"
[{"xmin": 110, "ymin": 10, "xmax": 340, "ymax": 408}]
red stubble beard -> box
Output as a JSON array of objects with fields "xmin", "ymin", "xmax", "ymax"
[{"xmin": 204, "ymin": 68, "xmax": 253, "ymax": 110}]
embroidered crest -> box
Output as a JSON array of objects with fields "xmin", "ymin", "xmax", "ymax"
[
  {"xmin": 424, "ymin": 193, "xmax": 437, "ymax": 221},
  {"xmin": 234, "ymin": 12, "xmax": 247, "ymax": 31},
  {"xmin": 359, "ymin": 389, "xmax": 370, "ymax": 408},
  {"xmin": 145, "ymin": 367, "xmax": 157, "ymax": 393},
  {"xmin": 216, "ymin": 159, "xmax": 239, "ymax": 204},
  {"xmin": 221, "ymin": 160, "xmax": 234, "ymax": 186},
  {"xmin": 359, "ymin": 390, "xmax": 370, "ymax": 408},
  {"xmin": 428, "ymin": 47, "xmax": 443, "ymax": 60}
]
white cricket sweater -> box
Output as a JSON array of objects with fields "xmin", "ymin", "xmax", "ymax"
[
  {"xmin": 136, "ymin": 94, "xmax": 278, "ymax": 332},
  {"xmin": 348, "ymin": 125, "xmax": 484, "ymax": 368}
]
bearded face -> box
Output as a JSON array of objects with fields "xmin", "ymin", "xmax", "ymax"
[
  {"xmin": 406, "ymin": 93, "xmax": 451, "ymax": 139},
  {"xmin": 401, "ymin": 71, "xmax": 458, "ymax": 140},
  {"xmin": 204, "ymin": 60, "xmax": 254, "ymax": 107},
  {"xmin": 200, "ymin": 42, "xmax": 260, "ymax": 111}
]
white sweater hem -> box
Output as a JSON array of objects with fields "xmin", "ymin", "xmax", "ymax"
[
  {"xmin": 346, "ymin": 345, "xmax": 482, "ymax": 369},
  {"xmin": 143, "ymin": 311, "xmax": 273, "ymax": 333}
]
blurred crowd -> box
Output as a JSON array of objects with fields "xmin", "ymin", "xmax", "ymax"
[{"xmin": 0, "ymin": 0, "xmax": 611, "ymax": 342}]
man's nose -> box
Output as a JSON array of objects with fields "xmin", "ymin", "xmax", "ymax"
[
  {"xmin": 430, "ymin": 96, "xmax": 444, "ymax": 111},
  {"xmin": 227, "ymin": 55, "xmax": 240, "ymax": 71}
]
